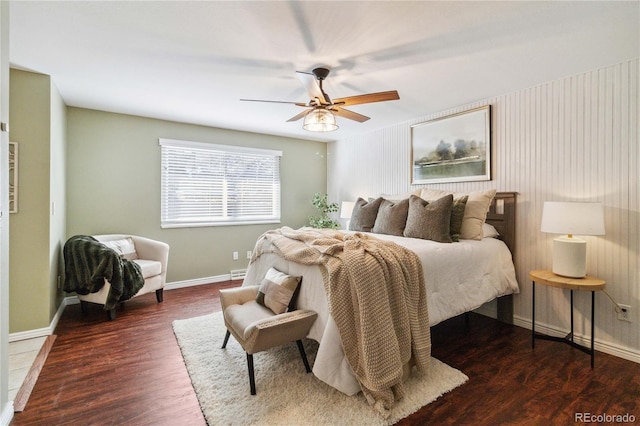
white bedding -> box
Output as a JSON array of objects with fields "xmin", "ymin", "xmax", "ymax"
[{"xmin": 242, "ymin": 231, "xmax": 519, "ymax": 395}]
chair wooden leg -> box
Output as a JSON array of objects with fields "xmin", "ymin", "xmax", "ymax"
[
  {"xmin": 247, "ymin": 353, "xmax": 256, "ymax": 395},
  {"xmin": 296, "ymin": 340, "xmax": 312, "ymax": 373},
  {"xmin": 222, "ymin": 330, "xmax": 230, "ymax": 349},
  {"xmin": 80, "ymin": 300, "xmax": 88, "ymax": 314},
  {"xmin": 155, "ymin": 289, "xmax": 164, "ymax": 303},
  {"xmin": 108, "ymin": 308, "xmax": 116, "ymax": 321}
]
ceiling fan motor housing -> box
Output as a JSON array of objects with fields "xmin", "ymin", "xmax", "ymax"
[{"xmin": 312, "ymin": 67, "xmax": 330, "ymax": 81}]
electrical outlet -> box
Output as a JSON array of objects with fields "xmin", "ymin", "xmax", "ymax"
[
  {"xmin": 232, "ymin": 251, "xmax": 238, "ymax": 260},
  {"xmin": 617, "ymin": 304, "xmax": 632, "ymax": 322},
  {"xmin": 246, "ymin": 251, "xmax": 252, "ymax": 260}
]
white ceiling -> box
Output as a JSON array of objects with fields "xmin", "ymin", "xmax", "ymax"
[{"xmin": 9, "ymin": 1, "xmax": 640, "ymax": 142}]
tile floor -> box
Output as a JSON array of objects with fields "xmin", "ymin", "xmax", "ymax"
[{"xmin": 8, "ymin": 337, "xmax": 47, "ymax": 402}]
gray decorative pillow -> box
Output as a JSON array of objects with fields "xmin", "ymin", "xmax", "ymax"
[
  {"xmin": 450, "ymin": 195, "xmax": 469, "ymax": 242},
  {"xmin": 349, "ymin": 197, "xmax": 383, "ymax": 232},
  {"xmin": 256, "ymin": 267, "xmax": 301, "ymax": 314},
  {"xmin": 403, "ymin": 195, "xmax": 453, "ymax": 243},
  {"xmin": 419, "ymin": 188, "xmax": 496, "ymax": 240},
  {"xmin": 372, "ymin": 198, "xmax": 410, "ymax": 236}
]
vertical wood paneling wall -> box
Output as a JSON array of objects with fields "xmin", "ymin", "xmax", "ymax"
[{"xmin": 327, "ymin": 59, "xmax": 639, "ymax": 362}]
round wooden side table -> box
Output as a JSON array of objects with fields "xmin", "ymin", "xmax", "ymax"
[{"xmin": 530, "ymin": 270, "xmax": 606, "ymax": 368}]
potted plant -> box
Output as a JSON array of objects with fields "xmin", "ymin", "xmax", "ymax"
[{"xmin": 308, "ymin": 193, "xmax": 340, "ymax": 229}]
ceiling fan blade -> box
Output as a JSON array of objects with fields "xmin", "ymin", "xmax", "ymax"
[
  {"xmin": 332, "ymin": 90, "xmax": 400, "ymax": 107},
  {"xmin": 331, "ymin": 107, "xmax": 370, "ymax": 123},
  {"xmin": 286, "ymin": 109, "xmax": 311, "ymax": 122},
  {"xmin": 296, "ymin": 71, "xmax": 329, "ymax": 104},
  {"xmin": 240, "ymin": 99, "xmax": 307, "ymax": 107}
]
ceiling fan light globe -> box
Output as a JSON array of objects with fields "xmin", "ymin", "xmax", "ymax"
[{"xmin": 303, "ymin": 109, "xmax": 338, "ymax": 132}]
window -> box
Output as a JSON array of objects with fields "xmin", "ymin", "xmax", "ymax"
[{"xmin": 159, "ymin": 138, "xmax": 281, "ymax": 228}]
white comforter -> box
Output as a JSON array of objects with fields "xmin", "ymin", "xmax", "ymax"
[{"xmin": 242, "ymin": 231, "xmax": 519, "ymax": 395}]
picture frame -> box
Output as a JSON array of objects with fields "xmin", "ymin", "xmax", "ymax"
[{"xmin": 411, "ymin": 105, "xmax": 491, "ymax": 185}]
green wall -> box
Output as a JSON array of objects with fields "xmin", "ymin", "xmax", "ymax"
[
  {"xmin": 9, "ymin": 69, "xmax": 66, "ymax": 333},
  {"xmin": 66, "ymin": 108, "xmax": 328, "ymax": 283}
]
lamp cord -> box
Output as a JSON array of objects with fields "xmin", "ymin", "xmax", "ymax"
[{"xmin": 602, "ymin": 289, "xmax": 626, "ymax": 313}]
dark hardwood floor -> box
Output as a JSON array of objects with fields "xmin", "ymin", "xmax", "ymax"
[{"xmin": 11, "ymin": 281, "xmax": 640, "ymax": 425}]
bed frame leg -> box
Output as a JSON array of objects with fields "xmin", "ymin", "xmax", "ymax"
[{"xmin": 497, "ymin": 294, "xmax": 514, "ymax": 324}]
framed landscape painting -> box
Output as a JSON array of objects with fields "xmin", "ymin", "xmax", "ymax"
[{"xmin": 411, "ymin": 105, "xmax": 491, "ymax": 184}]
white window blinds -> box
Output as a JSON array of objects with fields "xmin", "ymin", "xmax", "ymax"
[{"xmin": 159, "ymin": 138, "xmax": 282, "ymax": 228}]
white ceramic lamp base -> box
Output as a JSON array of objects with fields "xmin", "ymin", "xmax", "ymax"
[{"xmin": 552, "ymin": 236, "xmax": 587, "ymax": 278}]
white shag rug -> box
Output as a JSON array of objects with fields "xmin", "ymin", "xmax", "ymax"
[{"xmin": 173, "ymin": 312, "xmax": 468, "ymax": 426}]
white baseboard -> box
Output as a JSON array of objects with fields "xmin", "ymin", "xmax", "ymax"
[
  {"xmin": 8, "ymin": 295, "xmax": 70, "ymax": 342},
  {"xmin": 0, "ymin": 401, "xmax": 14, "ymax": 426},
  {"xmin": 164, "ymin": 274, "xmax": 233, "ymax": 290},
  {"xmin": 513, "ymin": 315, "xmax": 640, "ymax": 364}
]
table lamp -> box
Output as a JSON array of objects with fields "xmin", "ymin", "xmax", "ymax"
[
  {"xmin": 340, "ymin": 201, "xmax": 355, "ymax": 230},
  {"xmin": 541, "ymin": 201, "xmax": 605, "ymax": 278}
]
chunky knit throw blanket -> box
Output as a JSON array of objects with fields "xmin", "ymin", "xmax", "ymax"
[
  {"xmin": 63, "ymin": 235, "xmax": 144, "ymax": 310},
  {"xmin": 254, "ymin": 227, "xmax": 431, "ymax": 416}
]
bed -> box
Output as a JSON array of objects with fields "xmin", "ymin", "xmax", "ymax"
[{"xmin": 241, "ymin": 191, "xmax": 519, "ymax": 401}]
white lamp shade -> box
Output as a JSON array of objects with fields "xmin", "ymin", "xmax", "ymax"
[
  {"xmin": 303, "ymin": 109, "xmax": 338, "ymax": 132},
  {"xmin": 340, "ymin": 201, "xmax": 355, "ymax": 219},
  {"xmin": 541, "ymin": 201, "xmax": 605, "ymax": 236}
]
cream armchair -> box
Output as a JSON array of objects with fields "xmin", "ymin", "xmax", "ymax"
[{"xmin": 77, "ymin": 234, "xmax": 169, "ymax": 320}]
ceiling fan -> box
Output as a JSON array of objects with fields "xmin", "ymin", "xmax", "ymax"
[{"xmin": 241, "ymin": 67, "xmax": 400, "ymax": 131}]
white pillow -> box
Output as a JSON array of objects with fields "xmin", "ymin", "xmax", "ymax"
[
  {"xmin": 419, "ymin": 188, "xmax": 497, "ymax": 240},
  {"xmin": 460, "ymin": 189, "xmax": 497, "ymax": 240},
  {"xmin": 418, "ymin": 188, "xmax": 449, "ymax": 201},
  {"xmin": 380, "ymin": 189, "xmax": 421, "ymax": 201},
  {"xmin": 102, "ymin": 237, "xmax": 138, "ymax": 260},
  {"xmin": 482, "ymin": 223, "xmax": 500, "ymax": 238}
]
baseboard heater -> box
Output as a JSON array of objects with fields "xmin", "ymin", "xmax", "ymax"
[{"xmin": 230, "ymin": 269, "xmax": 247, "ymax": 280}]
